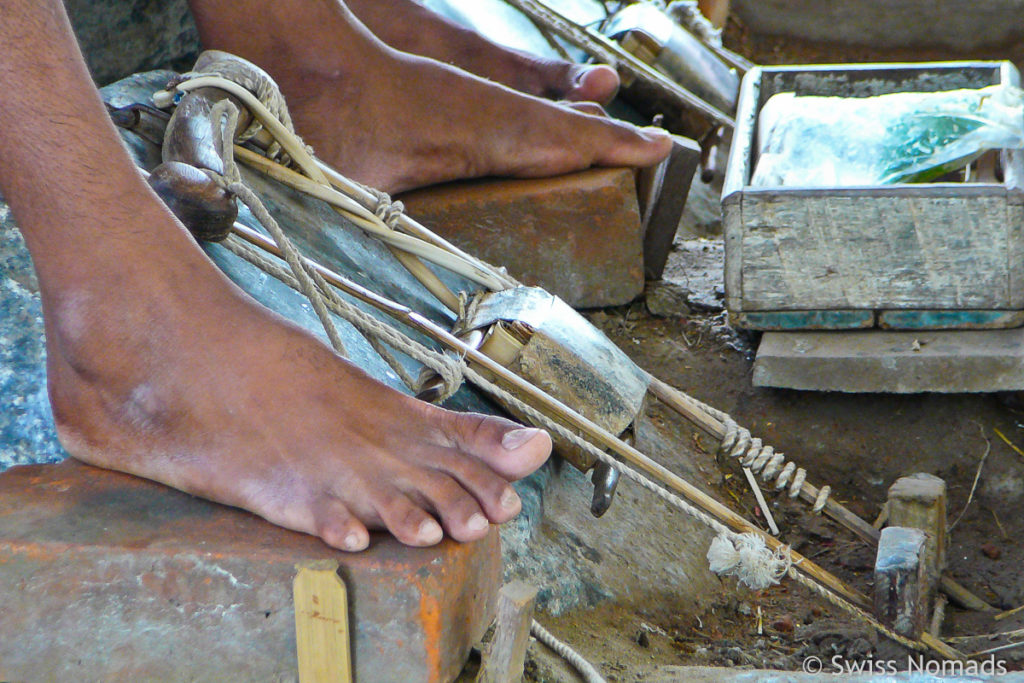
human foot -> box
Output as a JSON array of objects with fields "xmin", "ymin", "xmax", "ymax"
[
  {"xmin": 344, "ymin": 0, "xmax": 621, "ymax": 105},
  {"xmin": 3, "ymin": 0, "xmax": 550, "ymax": 552},
  {"xmin": 188, "ymin": 0, "xmax": 671, "ymax": 193},
  {"xmin": 42, "ymin": 193, "xmax": 550, "ymax": 550}
]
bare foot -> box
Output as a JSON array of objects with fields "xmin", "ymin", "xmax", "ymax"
[
  {"xmin": 44, "ymin": 194, "xmax": 550, "ymax": 549},
  {"xmin": 189, "ymin": 0, "xmax": 671, "ymax": 193},
  {"xmin": 4, "ymin": 0, "xmax": 550, "ymax": 552},
  {"xmin": 344, "ymin": 0, "xmax": 621, "ymax": 105}
]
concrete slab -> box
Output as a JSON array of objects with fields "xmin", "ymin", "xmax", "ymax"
[
  {"xmin": 0, "ymin": 460, "xmax": 501, "ymax": 683},
  {"xmin": 399, "ymin": 168, "xmax": 645, "ymax": 309},
  {"xmin": 646, "ymin": 666, "xmax": 1022, "ymax": 681},
  {"xmin": 752, "ymin": 328, "xmax": 1024, "ymax": 393}
]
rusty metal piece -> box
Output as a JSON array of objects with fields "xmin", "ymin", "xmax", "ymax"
[
  {"xmin": 590, "ymin": 461, "xmax": 621, "ymax": 517},
  {"xmin": 399, "ymin": 167, "xmax": 646, "ymax": 309},
  {"xmin": 0, "ymin": 460, "xmax": 501, "ymax": 682},
  {"xmin": 635, "ymin": 135, "xmax": 702, "ymax": 279},
  {"xmin": 700, "ymin": 126, "xmax": 723, "ymax": 183}
]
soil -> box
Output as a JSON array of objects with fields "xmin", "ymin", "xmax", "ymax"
[{"xmin": 511, "ymin": 15, "xmax": 1024, "ymax": 682}]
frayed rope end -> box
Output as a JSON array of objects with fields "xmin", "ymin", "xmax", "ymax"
[{"xmin": 707, "ymin": 532, "xmax": 791, "ymax": 591}]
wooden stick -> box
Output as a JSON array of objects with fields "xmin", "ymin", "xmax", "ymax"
[
  {"xmin": 742, "ymin": 467, "xmax": 779, "ymax": 535},
  {"xmin": 232, "ymin": 223, "xmax": 870, "ymax": 611},
  {"xmin": 995, "ymin": 603, "xmax": 1024, "ymax": 622},
  {"xmin": 294, "ymin": 560, "xmax": 352, "ymax": 683},
  {"xmin": 477, "ymin": 582, "xmax": 538, "ymax": 683},
  {"xmin": 234, "ymin": 147, "xmax": 509, "ymax": 293}
]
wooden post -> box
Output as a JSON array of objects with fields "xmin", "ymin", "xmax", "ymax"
[
  {"xmin": 477, "ymin": 581, "xmax": 538, "ymax": 683},
  {"xmin": 888, "ymin": 473, "xmax": 947, "ymax": 606},
  {"xmin": 874, "ymin": 526, "xmax": 928, "ymax": 639},
  {"xmin": 294, "ymin": 560, "xmax": 352, "ymax": 683}
]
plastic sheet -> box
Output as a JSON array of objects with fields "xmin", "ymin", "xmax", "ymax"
[{"xmin": 751, "ymin": 84, "xmax": 1024, "ymax": 187}]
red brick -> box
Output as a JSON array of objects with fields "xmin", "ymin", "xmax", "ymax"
[
  {"xmin": 399, "ymin": 167, "xmax": 644, "ymax": 308},
  {"xmin": 0, "ymin": 460, "xmax": 500, "ymax": 682}
]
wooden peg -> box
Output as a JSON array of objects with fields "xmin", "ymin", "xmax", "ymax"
[
  {"xmin": 477, "ymin": 581, "xmax": 538, "ymax": 683},
  {"xmin": 294, "ymin": 560, "xmax": 352, "ymax": 683}
]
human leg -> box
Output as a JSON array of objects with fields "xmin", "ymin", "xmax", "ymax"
[
  {"xmin": 0, "ymin": 0, "xmax": 550, "ymax": 550},
  {"xmin": 188, "ymin": 0, "xmax": 671, "ymax": 193}
]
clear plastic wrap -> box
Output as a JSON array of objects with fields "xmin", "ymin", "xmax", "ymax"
[{"xmin": 751, "ymin": 84, "xmax": 1024, "ymax": 187}]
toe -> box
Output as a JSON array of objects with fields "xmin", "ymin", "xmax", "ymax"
[
  {"xmin": 313, "ymin": 496, "xmax": 370, "ymax": 552},
  {"xmin": 408, "ymin": 470, "xmax": 492, "ymax": 542},
  {"xmin": 439, "ymin": 412, "xmax": 551, "ymax": 481},
  {"xmin": 564, "ymin": 101, "xmax": 607, "ymax": 117},
  {"xmin": 592, "ymin": 120, "xmax": 674, "ymax": 169},
  {"xmin": 373, "ymin": 489, "xmax": 445, "ymax": 547},
  {"xmin": 421, "ymin": 447, "xmax": 523, "ymax": 524},
  {"xmin": 566, "ymin": 64, "xmax": 620, "ymax": 105}
]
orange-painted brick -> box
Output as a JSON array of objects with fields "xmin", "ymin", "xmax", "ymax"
[
  {"xmin": 0, "ymin": 460, "xmax": 500, "ymax": 683},
  {"xmin": 399, "ymin": 167, "xmax": 644, "ymax": 309}
]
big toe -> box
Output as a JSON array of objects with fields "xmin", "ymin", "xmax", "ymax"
[
  {"xmin": 592, "ymin": 120, "xmax": 674, "ymax": 169},
  {"xmin": 566, "ymin": 64, "xmax": 620, "ymax": 105},
  {"xmin": 442, "ymin": 412, "xmax": 551, "ymax": 481}
]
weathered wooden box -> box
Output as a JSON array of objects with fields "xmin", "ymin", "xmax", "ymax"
[{"xmin": 723, "ymin": 61, "xmax": 1024, "ymax": 331}]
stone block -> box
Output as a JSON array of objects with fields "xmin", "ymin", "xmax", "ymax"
[
  {"xmin": 874, "ymin": 526, "xmax": 928, "ymax": 639},
  {"xmin": 752, "ymin": 328, "xmax": 1024, "ymax": 393},
  {"xmin": 888, "ymin": 473, "xmax": 947, "ymax": 602},
  {"xmin": 399, "ymin": 168, "xmax": 645, "ymax": 309},
  {"xmin": 0, "ymin": 460, "xmax": 501, "ymax": 683},
  {"xmin": 65, "ymin": 0, "xmax": 200, "ymax": 85}
]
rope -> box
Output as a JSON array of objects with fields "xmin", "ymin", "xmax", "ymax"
[
  {"xmin": 221, "ymin": 237, "xmax": 421, "ymax": 392},
  {"xmin": 659, "ymin": 385, "xmax": 832, "ymax": 512},
  {"xmin": 458, "ymin": 363, "xmax": 791, "ymax": 588},
  {"xmin": 221, "ymin": 234, "xmax": 463, "ymax": 401},
  {"xmin": 531, "ymin": 620, "xmax": 607, "ymax": 683}
]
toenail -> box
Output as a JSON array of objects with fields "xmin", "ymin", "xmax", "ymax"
[
  {"xmin": 639, "ymin": 126, "xmax": 672, "ymax": 141},
  {"xmin": 468, "ymin": 513, "xmax": 489, "ymax": 532},
  {"xmin": 344, "ymin": 533, "xmax": 363, "ymax": 551},
  {"xmin": 502, "ymin": 428, "xmax": 541, "ymax": 451},
  {"xmin": 501, "ymin": 487, "xmax": 521, "ymax": 511},
  {"xmin": 418, "ymin": 518, "xmax": 443, "ymax": 544}
]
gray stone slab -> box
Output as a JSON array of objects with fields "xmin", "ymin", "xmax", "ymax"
[
  {"xmin": 753, "ymin": 328, "xmax": 1024, "ymax": 393},
  {"xmin": 647, "ymin": 666, "xmax": 1023, "ymax": 682}
]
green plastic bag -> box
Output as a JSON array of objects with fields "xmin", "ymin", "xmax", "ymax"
[{"xmin": 751, "ymin": 84, "xmax": 1024, "ymax": 187}]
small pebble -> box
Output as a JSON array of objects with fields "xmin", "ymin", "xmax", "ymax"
[
  {"xmin": 982, "ymin": 543, "xmax": 1002, "ymax": 560},
  {"xmin": 771, "ymin": 615, "xmax": 796, "ymax": 633}
]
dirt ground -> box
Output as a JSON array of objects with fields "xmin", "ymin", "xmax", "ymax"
[{"xmin": 507, "ymin": 15, "xmax": 1024, "ymax": 682}]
